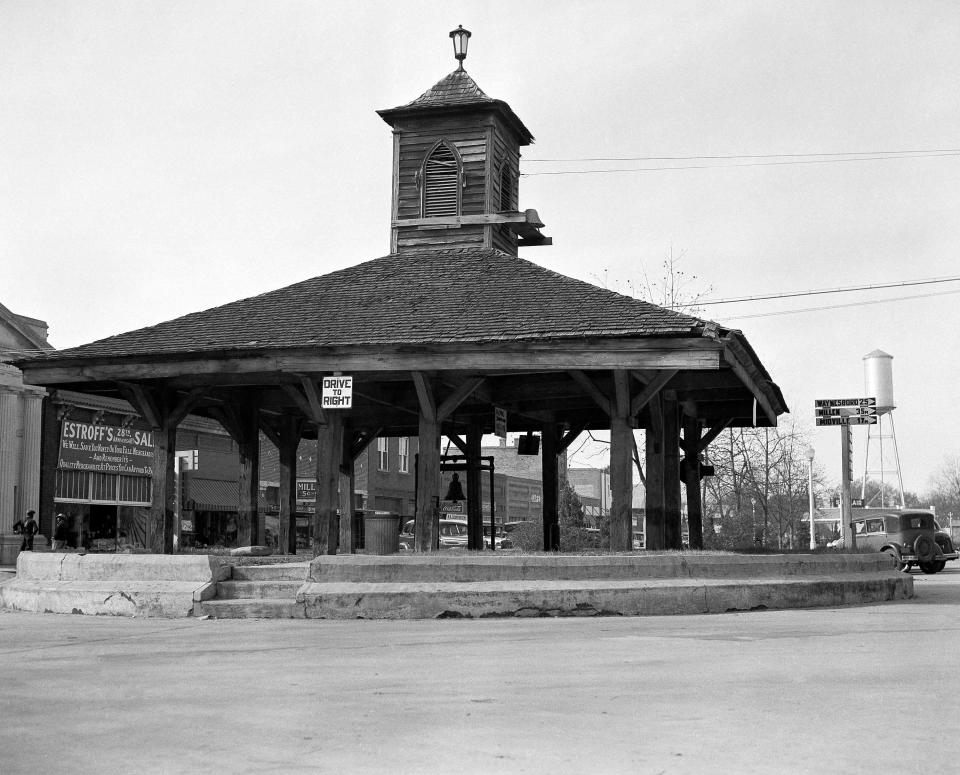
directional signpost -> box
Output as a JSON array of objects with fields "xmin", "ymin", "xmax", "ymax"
[{"xmin": 814, "ymin": 397, "xmax": 877, "ymax": 550}]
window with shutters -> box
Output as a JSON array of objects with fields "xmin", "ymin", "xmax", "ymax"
[{"xmin": 420, "ymin": 142, "xmax": 461, "ymax": 217}]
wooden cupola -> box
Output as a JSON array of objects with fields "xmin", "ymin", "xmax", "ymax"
[{"xmin": 377, "ymin": 27, "xmax": 550, "ymax": 256}]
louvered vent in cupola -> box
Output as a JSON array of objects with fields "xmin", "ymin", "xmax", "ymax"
[{"xmin": 422, "ymin": 143, "xmax": 460, "ymax": 217}]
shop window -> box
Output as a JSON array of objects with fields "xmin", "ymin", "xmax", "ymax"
[
  {"xmin": 398, "ymin": 437, "xmax": 409, "ymax": 473},
  {"xmin": 377, "ymin": 437, "xmax": 389, "ymax": 471}
]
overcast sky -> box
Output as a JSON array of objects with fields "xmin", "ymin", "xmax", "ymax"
[{"xmin": 3, "ymin": 1, "xmax": 959, "ymax": 495}]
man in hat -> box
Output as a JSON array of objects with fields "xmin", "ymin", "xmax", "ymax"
[
  {"xmin": 53, "ymin": 513, "xmax": 70, "ymax": 551},
  {"xmin": 13, "ymin": 510, "xmax": 39, "ymax": 552}
]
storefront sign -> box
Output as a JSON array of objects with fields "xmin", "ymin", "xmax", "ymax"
[
  {"xmin": 59, "ymin": 421, "xmax": 155, "ymax": 476},
  {"xmin": 296, "ymin": 481, "xmax": 317, "ymax": 506}
]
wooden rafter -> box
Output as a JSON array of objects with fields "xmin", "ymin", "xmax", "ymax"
[
  {"xmin": 437, "ymin": 376, "xmax": 485, "ymax": 421},
  {"xmin": 630, "ymin": 369, "xmax": 677, "ymax": 416},
  {"xmin": 411, "ymin": 371, "xmax": 436, "ymax": 423},
  {"xmin": 567, "ymin": 370, "xmax": 612, "ymax": 417}
]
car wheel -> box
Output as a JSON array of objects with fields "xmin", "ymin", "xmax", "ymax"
[
  {"xmin": 919, "ymin": 561, "xmax": 940, "ymax": 574},
  {"xmin": 933, "ymin": 560, "xmax": 946, "ymax": 572},
  {"xmin": 883, "ymin": 548, "xmax": 906, "ymax": 572},
  {"xmin": 914, "ymin": 535, "xmax": 936, "ymax": 563}
]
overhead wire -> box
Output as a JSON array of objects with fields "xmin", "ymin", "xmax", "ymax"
[
  {"xmin": 714, "ymin": 287, "xmax": 960, "ymax": 323},
  {"xmin": 676, "ymin": 275, "xmax": 960, "ymax": 307},
  {"xmin": 521, "ymin": 151, "xmax": 960, "ymax": 176}
]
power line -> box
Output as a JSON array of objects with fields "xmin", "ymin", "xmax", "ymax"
[
  {"xmin": 520, "ymin": 151, "xmax": 960, "ymax": 176},
  {"xmin": 686, "ymin": 275, "xmax": 960, "ymax": 307},
  {"xmin": 714, "ymin": 287, "xmax": 960, "ymax": 322},
  {"xmin": 523, "ymin": 147, "xmax": 960, "ymax": 163}
]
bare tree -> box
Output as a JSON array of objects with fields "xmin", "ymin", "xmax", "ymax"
[{"xmin": 702, "ymin": 419, "xmax": 816, "ymax": 549}]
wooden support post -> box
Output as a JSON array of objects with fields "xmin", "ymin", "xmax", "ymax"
[
  {"xmin": 662, "ymin": 393, "xmax": 682, "ymax": 550},
  {"xmin": 278, "ymin": 417, "xmax": 302, "ymax": 555},
  {"xmin": 609, "ymin": 370, "xmax": 633, "ymax": 552},
  {"xmin": 645, "ymin": 395, "xmax": 665, "ymax": 550},
  {"xmin": 151, "ymin": 423, "xmax": 177, "ymax": 554},
  {"xmin": 466, "ymin": 420, "xmax": 483, "ymax": 551},
  {"xmin": 38, "ymin": 396, "xmax": 60, "ymax": 542},
  {"xmin": 314, "ymin": 413, "xmax": 344, "ymax": 556},
  {"xmin": 339, "ymin": 429, "xmax": 355, "ymax": 554},
  {"xmin": 541, "ymin": 422, "xmax": 560, "ymax": 551},
  {"xmin": 235, "ymin": 399, "xmax": 261, "ymax": 548},
  {"xmin": 412, "ymin": 372, "xmax": 439, "ymax": 552},
  {"xmin": 120, "ymin": 384, "xmax": 203, "ymax": 553},
  {"xmin": 683, "ymin": 414, "xmax": 704, "ymax": 550}
]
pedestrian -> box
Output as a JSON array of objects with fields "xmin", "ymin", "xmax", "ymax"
[
  {"xmin": 13, "ymin": 509, "xmax": 40, "ymax": 552},
  {"xmin": 53, "ymin": 513, "xmax": 70, "ymax": 551}
]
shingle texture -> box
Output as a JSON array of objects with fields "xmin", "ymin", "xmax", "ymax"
[
  {"xmin": 40, "ymin": 248, "xmax": 707, "ymax": 361},
  {"xmin": 394, "ymin": 69, "xmax": 495, "ymax": 110}
]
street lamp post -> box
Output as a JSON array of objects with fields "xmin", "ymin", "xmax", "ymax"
[{"xmin": 806, "ymin": 447, "xmax": 816, "ymax": 550}]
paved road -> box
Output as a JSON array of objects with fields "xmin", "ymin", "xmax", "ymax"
[{"xmin": 2, "ymin": 567, "xmax": 959, "ymax": 775}]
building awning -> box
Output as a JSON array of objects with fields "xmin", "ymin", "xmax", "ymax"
[{"xmin": 184, "ymin": 478, "xmax": 238, "ymax": 512}]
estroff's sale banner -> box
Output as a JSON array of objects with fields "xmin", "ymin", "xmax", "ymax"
[{"xmin": 59, "ymin": 420, "xmax": 155, "ymax": 476}]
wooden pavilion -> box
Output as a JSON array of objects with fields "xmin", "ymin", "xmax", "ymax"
[{"xmin": 17, "ymin": 29, "xmax": 787, "ymax": 556}]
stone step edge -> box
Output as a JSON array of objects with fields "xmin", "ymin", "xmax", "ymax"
[{"xmin": 296, "ymin": 572, "xmax": 908, "ymax": 596}]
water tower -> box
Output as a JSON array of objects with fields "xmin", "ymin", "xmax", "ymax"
[{"xmin": 861, "ymin": 349, "xmax": 905, "ymax": 508}]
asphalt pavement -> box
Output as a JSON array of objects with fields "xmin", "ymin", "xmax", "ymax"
[{"xmin": 2, "ymin": 566, "xmax": 959, "ymax": 774}]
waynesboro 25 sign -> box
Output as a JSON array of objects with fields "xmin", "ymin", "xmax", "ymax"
[{"xmin": 59, "ymin": 421, "xmax": 155, "ymax": 476}]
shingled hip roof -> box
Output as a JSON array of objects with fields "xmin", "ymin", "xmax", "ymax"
[
  {"xmin": 22, "ymin": 248, "xmax": 711, "ymax": 361},
  {"xmin": 377, "ymin": 69, "xmax": 535, "ymax": 144}
]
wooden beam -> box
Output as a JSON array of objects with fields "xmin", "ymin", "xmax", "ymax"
[
  {"xmin": 723, "ymin": 345, "xmax": 778, "ymax": 426},
  {"xmin": 558, "ymin": 424, "xmax": 587, "ymax": 453},
  {"xmin": 21, "ymin": 339, "xmax": 722, "ymax": 384},
  {"xmin": 683, "ymin": 414, "xmax": 705, "ymax": 551},
  {"xmin": 117, "ymin": 382, "xmax": 160, "ymax": 429},
  {"xmin": 663, "ymin": 395, "xmax": 682, "ymax": 550},
  {"xmin": 446, "ymin": 434, "xmax": 467, "ymax": 454},
  {"xmin": 411, "ymin": 372, "xmax": 436, "ymax": 423},
  {"xmin": 613, "ymin": 369, "xmax": 631, "ymax": 420},
  {"xmin": 697, "ymin": 421, "xmax": 730, "ymax": 455},
  {"xmin": 351, "ymin": 427, "xmax": 383, "ymax": 460},
  {"xmin": 299, "ymin": 376, "xmax": 328, "ymax": 425},
  {"xmin": 437, "ymin": 376, "xmax": 485, "ymax": 421},
  {"xmin": 567, "ymin": 370, "xmax": 612, "ymax": 416},
  {"xmin": 630, "ymin": 369, "xmax": 677, "ymax": 416},
  {"xmin": 609, "ymin": 412, "xmax": 633, "ymax": 552},
  {"xmin": 541, "ymin": 422, "xmax": 560, "ymax": 551},
  {"xmin": 314, "ymin": 413, "xmax": 344, "ymax": 556},
  {"xmin": 167, "ymin": 387, "xmax": 205, "ymax": 427}
]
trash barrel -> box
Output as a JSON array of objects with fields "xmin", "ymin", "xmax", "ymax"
[{"xmin": 363, "ymin": 512, "xmax": 400, "ymax": 555}]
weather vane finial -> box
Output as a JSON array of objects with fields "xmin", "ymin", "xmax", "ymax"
[{"xmin": 450, "ymin": 25, "xmax": 471, "ymax": 71}]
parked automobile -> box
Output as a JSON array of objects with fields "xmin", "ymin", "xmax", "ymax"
[
  {"xmin": 483, "ymin": 524, "xmax": 507, "ymax": 549},
  {"xmin": 833, "ymin": 510, "xmax": 958, "ymax": 573},
  {"xmin": 397, "ymin": 518, "xmax": 469, "ymax": 550}
]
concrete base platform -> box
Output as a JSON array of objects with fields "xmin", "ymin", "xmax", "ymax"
[
  {"xmin": 295, "ymin": 553, "xmax": 911, "ymax": 619},
  {"xmin": 0, "ymin": 552, "xmax": 229, "ymax": 617},
  {"xmin": 2, "ymin": 551, "xmax": 913, "ymax": 619}
]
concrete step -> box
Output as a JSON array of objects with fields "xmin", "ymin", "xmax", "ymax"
[
  {"xmin": 297, "ymin": 573, "xmax": 912, "ymax": 620},
  {"xmin": 199, "ymin": 597, "xmax": 305, "ymax": 619},
  {"xmin": 230, "ymin": 562, "xmax": 310, "ymax": 582},
  {"xmin": 308, "ymin": 553, "xmax": 895, "ymax": 584},
  {"xmin": 215, "ymin": 580, "xmax": 304, "ymax": 599}
]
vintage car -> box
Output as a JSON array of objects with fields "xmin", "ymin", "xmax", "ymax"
[
  {"xmin": 838, "ymin": 510, "xmax": 959, "ymax": 573},
  {"xmin": 398, "ymin": 518, "xmax": 469, "ymax": 550}
]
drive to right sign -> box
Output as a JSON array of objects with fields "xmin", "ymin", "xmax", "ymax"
[{"xmin": 815, "ymin": 397, "xmax": 878, "ymax": 425}]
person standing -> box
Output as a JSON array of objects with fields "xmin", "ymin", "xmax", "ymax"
[
  {"xmin": 13, "ymin": 510, "xmax": 40, "ymax": 552},
  {"xmin": 53, "ymin": 514, "xmax": 70, "ymax": 551}
]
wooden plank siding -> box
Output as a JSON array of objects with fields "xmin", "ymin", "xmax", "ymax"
[{"xmin": 396, "ymin": 132, "xmax": 488, "ymax": 219}]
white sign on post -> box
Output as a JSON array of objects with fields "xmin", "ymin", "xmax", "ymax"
[{"xmin": 321, "ymin": 375, "xmax": 353, "ymax": 409}]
